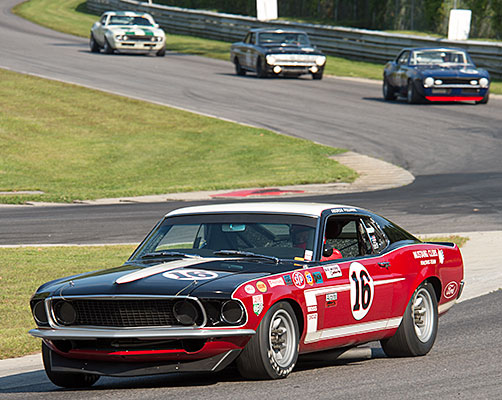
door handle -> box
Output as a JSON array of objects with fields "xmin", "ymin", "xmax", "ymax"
[{"xmin": 378, "ymin": 262, "xmax": 391, "ymax": 269}]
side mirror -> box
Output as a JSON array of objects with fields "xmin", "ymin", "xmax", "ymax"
[{"xmin": 323, "ymin": 244, "xmax": 333, "ymax": 258}]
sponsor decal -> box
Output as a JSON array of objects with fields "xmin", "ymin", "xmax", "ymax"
[
  {"xmin": 294, "ymin": 257, "xmax": 304, "ymax": 261},
  {"xmin": 413, "ymin": 249, "xmax": 439, "ymax": 259},
  {"xmin": 438, "ymin": 249, "xmax": 445, "ymax": 264},
  {"xmin": 349, "ymin": 262, "xmax": 374, "ymax": 321},
  {"xmin": 283, "ymin": 275, "xmax": 293, "ymax": 285},
  {"xmin": 304, "ymin": 250, "xmax": 313, "ymax": 261},
  {"xmin": 252, "ymin": 294, "xmax": 264, "ymax": 316},
  {"xmin": 162, "ymin": 269, "xmax": 218, "ymax": 280},
  {"xmin": 305, "ymin": 271, "xmax": 314, "ymax": 286},
  {"xmin": 313, "ymin": 271, "xmax": 323, "ymax": 284},
  {"xmin": 444, "ymin": 281, "xmax": 458, "ymax": 299},
  {"xmin": 326, "ymin": 292, "xmax": 338, "ymax": 307},
  {"xmin": 331, "ymin": 207, "xmax": 357, "ymax": 214},
  {"xmin": 256, "ymin": 281, "xmax": 267, "ymax": 293},
  {"xmin": 244, "ymin": 284, "xmax": 256, "ymax": 295},
  {"xmin": 323, "ymin": 264, "xmax": 342, "ymax": 279},
  {"xmin": 307, "ymin": 305, "xmax": 317, "ymax": 312},
  {"xmin": 420, "ymin": 259, "xmax": 436, "ymax": 266},
  {"xmin": 292, "ymin": 271, "xmax": 306, "ymax": 289},
  {"xmin": 268, "ymin": 277, "xmax": 285, "ymax": 288}
]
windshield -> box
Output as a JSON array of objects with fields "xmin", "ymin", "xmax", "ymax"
[
  {"xmin": 410, "ymin": 50, "xmax": 469, "ymax": 66},
  {"xmin": 108, "ymin": 16, "xmax": 154, "ymax": 26},
  {"xmin": 258, "ymin": 32, "xmax": 311, "ymax": 46},
  {"xmin": 130, "ymin": 214, "xmax": 318, "ymax": 261}
]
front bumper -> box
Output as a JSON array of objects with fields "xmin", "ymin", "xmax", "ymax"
[
  {"xmin": 265, "ymin": 63, "xmax": 323, "ymax": 75},
  {"xmin": 423, "ymin": 85, "xmax": 488, "ymax": 102},
  {"xmin": 113, "ymin": 40, "xmax": 164, "ymax": 53},
  {"xmin": 30, "ymin": 327, "xmax": 255, "ymax": 340}
]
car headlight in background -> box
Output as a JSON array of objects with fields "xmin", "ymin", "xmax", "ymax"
[
  {"xmin": 266, "ymin": 55, "xmax": 277, "ymax": 65},
  {"xmin": 434, "ymin": 79, "xmax": 442, "ymax": 85},
  {"xmin": 424, "ymin": 77, "xmax": 434, "ymax": 88},
  {"xmin": 315, "ymin": 56, "xmax": 326, "ymax": 66},
  {"xmin": 479, "ymin": 78, "xmax": 489, "ymax": 88},
  {"xmin": 470, "ymin": 80, "xmax": 478, "ymax": 85},
  {"xmin": 115, "ymin": 35, "xmax": 129, "ymax": 41}
]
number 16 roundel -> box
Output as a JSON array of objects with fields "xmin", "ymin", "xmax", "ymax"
[{"xmin": 349, "ymin": 262, "xmax": 374, "ymax": 320}]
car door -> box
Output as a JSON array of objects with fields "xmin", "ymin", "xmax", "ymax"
[
  {"xmin": 244, "ymin": 32, "xmax": 257, "ymax": 69},
  {"xmin": 303, "ymin": 216, "xmax": 397, "ymax": 347},
  {"xmin": 396, "ymin": 50, "xmax": 411, "ymax": 90}
]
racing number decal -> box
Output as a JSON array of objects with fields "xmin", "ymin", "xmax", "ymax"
[
  {"xmin": 163, "ymin": 269, "xmax": 218, "ymax": 280},
  {"xmin": 349, "ymin": 262, "xmax": 374, "ymax": 320}
]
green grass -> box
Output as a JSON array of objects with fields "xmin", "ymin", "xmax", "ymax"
[
  {"xmin": 0, "ymin": 68, "xmax": 356, "ymax": 204},
  {"xmin": 0, "ymin": 245, "xmax": 135, "ymax": 359}
]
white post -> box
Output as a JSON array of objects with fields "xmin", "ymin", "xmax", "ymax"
[
  {"xmin": 448, "ymin": 9, "xmax": 472, "ymax": 40},
  {"xmin": 256, "ymin": 0, "xmax": 278, "ymax": 21}
]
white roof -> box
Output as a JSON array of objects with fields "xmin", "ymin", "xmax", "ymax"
[{"xmin": 165, "ymin": 202, "xmax": 355, "ymax": 218}]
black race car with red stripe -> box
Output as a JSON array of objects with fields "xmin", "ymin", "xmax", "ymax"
[{"xmin": 29, "ymin": 202, "xmax": 464, "ymax": 387}]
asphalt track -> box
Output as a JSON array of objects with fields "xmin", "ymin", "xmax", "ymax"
[{"xmin": 1, "ymin": 1, "xmax": 502, "ymax": 397}]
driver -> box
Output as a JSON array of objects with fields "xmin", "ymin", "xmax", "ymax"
[{"xmin": 321, "ymin": 220, "xmax": 343, "ymax": 261}]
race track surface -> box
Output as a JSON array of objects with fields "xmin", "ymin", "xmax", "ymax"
[{"xmin": 1, "ymin": 0, "xmax": 501, "ymax": 243}]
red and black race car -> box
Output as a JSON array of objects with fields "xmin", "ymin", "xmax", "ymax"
[{"xmin": 29, "ymin": 202, "xmax": 464, "ymax": 387}]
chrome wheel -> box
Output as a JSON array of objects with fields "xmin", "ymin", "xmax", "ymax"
[
  {"xmin": 268, "ymin": 309, "xmax": 296, "ymax": 368},
  {"xmin": 412, "ymin": 287, "xmax": 434, "ymax": 343}
]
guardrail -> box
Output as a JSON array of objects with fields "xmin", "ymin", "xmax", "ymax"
[{"xmin": 87, "ymin": 0, "xmax": 502, "ymax": 78}]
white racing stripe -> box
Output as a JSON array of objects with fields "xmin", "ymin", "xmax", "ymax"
[
  {"xmin": 304, "ymin": 317, "xmax": 402, "ymax": 344},
  {"xmin": 115, "ymin": 258, "xmax": 224, "ymax": 284}
]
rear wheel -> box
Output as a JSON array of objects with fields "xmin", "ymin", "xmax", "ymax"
[
  {"xmin": 42, "ymin": 343, "xmax": 100, "ymax": 388},
  {"xmin": 89, "ymin": 33, "xmax": 100, "ymax": 53},
  {"xmin": 406, "ymin": 79, "xmax": 422, "ymax": 104},
  {"xmin": 381, "ymin": 281, "xmax": 438, "ymax": 357},
  {"xmin": 237, "ymin": 301, "xmax": 299, "ymax": 379},
  {"xmin": 234, "ymin": 57, "xmax": 246, "ymax": 76},
  {"xmin": 383, "ymin": 77, "xmax": 396, "ymax": 100}
]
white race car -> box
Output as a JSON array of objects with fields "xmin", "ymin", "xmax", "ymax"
[{"xmin": 90, "ymin": 11, "xmax": 166, "ymax": 56}]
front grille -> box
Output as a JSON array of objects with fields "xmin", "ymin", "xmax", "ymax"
[
  {"xmin": 438, "ymin": 77, "xmax": 473, "ymax": 85},
  {"xmin": 60, "ymin": 299, "xmax": 201, "ymax": 327},
  {"xmin": 125, "ymin": 36, "xmax": 157, "ymax": 42}
]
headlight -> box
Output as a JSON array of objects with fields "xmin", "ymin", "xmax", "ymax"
[
  {"xmin": 434, "ymin": 79, "xmax": 443, "ymax": 85},
  {"xmin": 266, "ymin": 55, "xmax": 277, "ymax": 65},
  {"xmin": 173, "ymin": 300, "xmax": 199, "ymax": 326},
  {"xmin": 315, "ymin": 56, "xmax": 326, "ymax": 66},
  {"xmin": 115, "ymin": 35, "xmax": 128, "ymax": 41},
  {"xmin": 479, "ymin": 78, "xmax": 489, "ymax": 88},
  {"xmin": 220, "ymin": 300, "xmax": 244, "ymax": 324},
  {"xmin": 424, "ymin": 77, "xmax": 434, "ymax": 88},
  {"xmin": 32, "ymin": 301, "xmax": 48, "ymax": 325},
  {"xmin": 54, "ymin": 301, "xmax": 77, "ymax": 325},
  {"xmin": 470, "ymin": 80, "xmax": 478, "ymax": 86}
]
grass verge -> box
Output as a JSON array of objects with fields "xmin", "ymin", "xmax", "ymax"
[
  {"xmin": 13, "ymin": 0, "xmax": 502, "ymax": 92},
  {"xmin": 0, "ymin": 245, "xmax": 135, "ymax": 359},
  {"xmin": 0, "ymin": 68, "xmax": 356, "ymax": 204}
]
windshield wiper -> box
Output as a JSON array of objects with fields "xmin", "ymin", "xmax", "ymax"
[
  {"xmin": 140, "ymin": 251, "xmax": 201, "ymax": 259},
  {"xmin": 213, "ymin": 250, "xmax": 279, "ymax": 264}
]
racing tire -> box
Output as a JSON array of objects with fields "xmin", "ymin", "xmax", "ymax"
[
  {"xmin": 256, "ymin": 57, "xmax": 266, "ymax": 78},
  {"xmin": 312, "ymin": 71, "xmax": 323, "ymax": 80},
  {"xmin": 476, "ymin": 92, "xmax": 489, "ymax": 104},
  {"xmin": 380, "ymin": 281, "xmax": 438, "ymax": 357},
  {"xmin": 234, "ymin": 57, "xmax": 246, "ymax": 76},
  {"xmin": 236, "ymin": 301, "xmax": 299, "ymax": 380},
  {"xmin": 103, "ymin": 38, "xmax": 114, "ymax": 55},
  {"xmin": 383, "ymin": 77, "xmax": 396, "ymax": 100},
  {"xmin": 42, "ymin": 342, "xmax": 100, "ymax": 388},
  {"xmin": 156, "ymin": 46, "xmax": 166, "ymax": 57},
  {"xmin": 406, "ymin": 79, "xmax": 422, "ymax": 104},
  {"xmin": 89, "ymin": 33, "xmax": 100, "ymax": 53}
]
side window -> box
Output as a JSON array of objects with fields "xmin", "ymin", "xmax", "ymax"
[
  {"xmin": 101, "ymin": 15, "xmax": 108, "ymax": 25},
  {"xmin": 398, "ymin": 51, "xmax": 410, "ymax": 65},
  {"xmin": 243, "ymin": 33, "xmax": 251, "ymax": 44},
  {"xmin": 250, "ymin": 33, "xmax": 256, "ymax": 45},
  {"xmin": 324, "ymin": 218, "xmax": 360, "ymax": 258}
]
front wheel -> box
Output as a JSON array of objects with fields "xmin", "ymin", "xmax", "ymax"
[
  {"xmin": 381, "ymin": 281, "xmax": 438, "ymax": 357},
  {"xmin": 157, "ymin": 46, "xmax": 166, "ymax": 57},
  {"xmin": 236, "ymin": 301, "xmax": 299, "ymax": 379},
  {"xmin": 312, "ymin": 71, "xmax": 323, "ymax": 80},
  {"xmin": 406, "ymin": 80, "xmax": 422, "ymax": 104},
  {"xmin": 256, "ymin": 57, "xmax": 266, "ymax": 78},
  {"xmin": 103, "ymin": 38, "xmax": 114, "ymax": 54},
  {"xmin": 42, "ymin": 342, "xmax": 100, "ymax": 388}
]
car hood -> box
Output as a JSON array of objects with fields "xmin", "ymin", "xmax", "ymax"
[
  {"xmin": 36, "ymin": 258, "xmax": 296, "ymax": 299},
  {"xmin": 105, "ymin": 25, "xmax": 164, "ymax": 36},
  {"xmin": 415, "ymin": 65, "xmax": 488, "ymax": 78}
]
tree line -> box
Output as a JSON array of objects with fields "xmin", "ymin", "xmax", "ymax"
[{"xmin": 155, "ymin": 0, "xmax": 502, "ymax": 39}]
